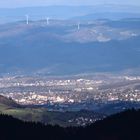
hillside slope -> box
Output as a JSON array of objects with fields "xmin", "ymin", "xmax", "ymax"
[
  {"xmin": 0, "ymin": 95, "xmax": 103, "ymax": 126},
  {"xmin": 0, "ymin": 95, "xmax": 20, "ymax": 108},
  {"xmin": 0, "ymin": 19, "xmax": 140, "ymax": 75},
  {"xmin": 0, "ymin": 109, "xmax": 140, "ymax": 140}
]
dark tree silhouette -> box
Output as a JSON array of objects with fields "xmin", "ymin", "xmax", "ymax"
[{"xmin": 0, "ymin": 109, "xmax": 140, "ymax": 140}]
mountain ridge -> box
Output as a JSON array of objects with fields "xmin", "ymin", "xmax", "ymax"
[
  {"xmin": 0, "ymin": 4, "xmax": 140, "ymax": 21},
  {"xmin": 0, "ymin": 19, "xmax": 140, "ymax": 75}
]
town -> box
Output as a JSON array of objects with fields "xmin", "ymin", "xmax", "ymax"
[{"xmin": 0, "ymin": 75, "xmax": 140, "ymax": 110}]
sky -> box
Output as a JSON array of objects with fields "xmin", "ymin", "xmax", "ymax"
[{"xmin": 0, "ymin": 0, "xmax": 140, "ymax": 8}]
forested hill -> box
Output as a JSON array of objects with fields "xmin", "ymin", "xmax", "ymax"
[{"xmin": 0, "ymin": 109, "xmax": 140, "ymax": 140}]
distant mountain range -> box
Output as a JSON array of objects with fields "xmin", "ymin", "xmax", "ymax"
[
  {"xmin": 0, "ymin": 5, "xmax": 140, "ymax": 22},
  {"xmin": 0, "ymin": 18, "xmax": 140, "ymax": 75},
  {"xmin": 73, "ymin": 12, "xmax": 140, "ymax": 20}
]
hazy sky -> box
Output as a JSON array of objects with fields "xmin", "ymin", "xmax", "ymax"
[{"xmin": 0, "ymin": 0, "xmax": 140, "ymax": 8}]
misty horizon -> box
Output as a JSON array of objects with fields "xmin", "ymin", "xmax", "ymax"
[{"xmin": 0, "ymin": 0, "xmax": 140, "ymax": 8}]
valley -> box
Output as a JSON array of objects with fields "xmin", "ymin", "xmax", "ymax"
[
  {"xmin": 0, "ymin": 13, "xmax": 140, "ymax": 128},
  {"xmin": 0, "ymin": 74, "xmax": 140, "ymax": 124}
]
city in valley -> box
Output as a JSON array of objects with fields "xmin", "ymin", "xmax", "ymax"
[{"xmin": 0, "ymin": 74, "xmax": 140, "ymax": 112}]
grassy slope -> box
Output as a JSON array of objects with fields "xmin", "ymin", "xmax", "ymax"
[{"xmin": 0, "ymin": 103, "xmax": 102, "ymax": 126}]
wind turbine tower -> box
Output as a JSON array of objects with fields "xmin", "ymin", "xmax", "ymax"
[
  {"xmin": 25, "ymin": 15, "xmax": 29, "ymax": 25},
  {"xmin": 77, "ymin": 22, "xmax": 80, "ymax": 30},
  {"xmin": 46, "ymin": 17, "xmax": 50, "ymax": 25}
]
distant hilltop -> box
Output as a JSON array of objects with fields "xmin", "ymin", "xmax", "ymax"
[
  {"xmin": 0, "ymin": 18, "xmax": 140, "ymax": 75},
  {"xmin": 0, "ymin": 95, "xmax": 20, "ymax": 108}
]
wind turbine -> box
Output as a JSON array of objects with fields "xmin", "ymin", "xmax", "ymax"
[
  {"xmin": 46, "ymin": 17, "xmax": 50, "ymax": 25},
  {"xmin": 25, "ymin": 15, "xmax": 29, "ymax": 25},
  {"xmin": 77, "ymin": 22, "xmax": 80, "ymax": 30}
]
